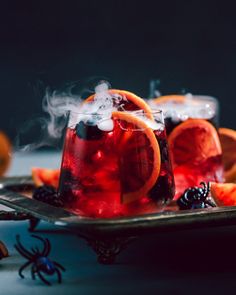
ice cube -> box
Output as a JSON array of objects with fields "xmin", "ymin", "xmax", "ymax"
[
  {"xmin": 143, "ymin": 118, "xmax": 165, "ymax": 131},
  {"xmin": 97, "ymin": 119, "xmax": 114, "ymax": 131}
]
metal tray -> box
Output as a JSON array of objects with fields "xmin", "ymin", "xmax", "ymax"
[
  {"xmin": 1, "ymin": 176, "xmax": 236, "ymax": 263},
  {"xmin": 0, "ymin": 175, "xmax": 236, "ymax": 236}
]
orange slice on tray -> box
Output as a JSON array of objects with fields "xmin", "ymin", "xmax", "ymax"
[
  {"xmin": 168, "ymin": 119, "xmax": 222, "ymax": 168},
  {"xmin": 85, "ymin": 89, "xmax": 153, "ymax": 119},
  {"xmin": 0, "ymin": 132, "xmax": 11, "ymax": 177},
  {"xmin": 0, "ymin": 241, "xmax": 9, "ymax": 258},
  {"xmin": 152, "ymin": 95, "xmax": 186, "ymax": 105},
  {"xmin": 218, "ymin": 128, "xmax": 236, "ymax": 182},
  {"xmin": 32, "ymin": 168, "xmax": 60, "ymax": 188},
  {"xmin": 224, "ymin": 164, "xmax": 236, "ymax": 183},
  {"xmin": 112, "ymin": 111, "xmax": 161, "ymax": 204},
  {"xmin": 211, "ymin": 182, "xmax": 236, "ymax": 206}
]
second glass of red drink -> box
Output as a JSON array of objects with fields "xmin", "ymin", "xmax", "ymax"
[{"xmin": 149, "ymin": 94, "xmax": 224, "ymax": 199}]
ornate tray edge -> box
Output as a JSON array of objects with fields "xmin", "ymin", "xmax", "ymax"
[{"xmin": 0, "ymin": 176, "xmax": 236, "ymax": 237}]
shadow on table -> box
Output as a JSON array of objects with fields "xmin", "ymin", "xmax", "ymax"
[
  {"xmin": 31, "ymin": 222, "xmax": 236, "ymax": 274},
  {"xmin": 117, "ymin": 225, "xmax": 236, "ymax": 274}
]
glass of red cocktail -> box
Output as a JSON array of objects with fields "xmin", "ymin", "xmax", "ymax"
[
  {"xmin": 58, "ymin": 109, "xmax": 175, "ymax": 218},
  {"xmin": 149, "ymin": 94, "xmax": 224, "ymax": 199}
]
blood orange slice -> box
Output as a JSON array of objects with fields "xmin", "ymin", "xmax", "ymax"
[
  {"xmin": 32, "ymin": 168, "xmax": 60, "ymax": 188},
  {"xmin": 218, "ymin": 128, "xmax": 236, "ymax": 182},
  {"xmin": 211, "ymin": 182, "xmax": 236, "ymax": 206},
  {"xmin": 112, "ymin": 111, "xmax": 161, "ymax": 204},
  {"xmin": 168, "ymin": 119, "xmax": 222, "ymax": 168},
  {"xmin": 85, "ymin": 89, "xmax": 153, "ymax": 119},
  {"xmin": 0, "ymin": 132, "xmax": 11, "ymax": 177},
  {"xmin": 224, "ymin": 164, "xmax": 236, "ymax": 183}
]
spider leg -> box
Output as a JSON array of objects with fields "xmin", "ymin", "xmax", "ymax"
[
  {"xmin": 199, "ymin": 181, "xmax": 206, "ymax": 193},
  {"xmin": 31, "ymin": 264, "xmax": 36, "ymax": 280},
  {"xmin": 200, "ymin": 182, "xmax": 210, "ymax": 200},
  {"xmin": 18, "ymin": 261, "xmax": 32, "ymax": 278},
  {"xmin": 205, "ymin": 199, "xmax": 217, "ymax": 207},
  {"xmin": 200, "ymin": 181, "xmax": 206, "ymax": 188},
  {"xmin": 15, "ymin": 245, "xmax": 32, "ymax": 260},
  {"xmin": 31, "ymin": 235, "xmax": 48, "ymax": 256},
  {"xmin": 207, "ymin": 182, "xmax": 210, "ymax": 194},
  {"xmin": 55, "ymin": 268, "xmax": 62, "ymax": 284},
  {"xmin": 204, "ymin": 182, "xmax": 211, "ymax": 201},
  {"xmin": 53, "ymin": 261, "xmax": 66, "ymax": 271},
  {"xmin": 15, "ymin": 235, "xmax": 33, "ymax": 259},
  {"xmin": 43, "ymin": 238, "xmax": 51, "ymax": 257},
  {"xmin": 37, "ymin": 270, "xmax": 51, "ymax": 286},
  {"xmin": 31, "ymin": 247, "xmax": 39, "ymax": 254}
]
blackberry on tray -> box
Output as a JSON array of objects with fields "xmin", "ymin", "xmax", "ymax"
[{"xmin": 33, "ymin": 185, "xmax": 64, "ymax": 207}]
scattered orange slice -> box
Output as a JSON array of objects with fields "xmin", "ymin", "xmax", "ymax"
[
  {"xmin": 0, "ymin": 241, "xmax": 9, "ymax": 258},
  {"xmin": 168, "ymin": 119, "xmax": 222, "ymax": 168},
  {"xmin": 32, "ymin": 168, "xmax": 60, "ymax": 188},
  {"xmin": 0, "ymin": 132, "xmax": 11, "ymax": 177},
  {"xmin": 218, "ymin": 128, "xmax": 236, "ymax": 182},
  {"xmin": 211, "ymin": 182, "xmax": 236, "ymax": 206},
  {"xmin": 224, "ymin": 163, "xmax": 236, "ymax": 183},
  {"xmin": 152, "ymin": 95, "xmax": 186, "ymax": 105},
  {"xmin": 85, "ymin": 89, "xmax": 153, "ymax": 119},
  {"xmin": 112, "ymin": 111, "xmax": 161, "ymax": 204}
]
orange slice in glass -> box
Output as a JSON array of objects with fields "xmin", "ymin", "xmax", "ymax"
[
  {"xmin": 218, "ymin": 128, "xmax": 236, "ymax": 182},
  {"xmin": 112, "ymin": 111, "xmax": 161, "ymax": 204},
  {"xmin": 211, "ymin": 182, "xmax": 236, "ymax": 206},
  {"xmin": 32, "ymin": 168, "xmax": 60, "ymax": 188},
  {"xmin": 85, "ymin": 89, "xmax": 153, "ymax": 119},
  {"xmin": 168, "ymin": 119, "xmax": 222, "ymax": 168},
  {"xmin": 0, "ymin": 132, "xmax": 11, "ymax": 177}
]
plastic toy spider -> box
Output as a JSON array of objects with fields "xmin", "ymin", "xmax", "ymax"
[
  {"xmin": 15, "ymin": 235, "xmax": 65, "ymax": 286},
  {"xmin": 177, "ymin": 182, "xmax": 216, "ymax": 210}
]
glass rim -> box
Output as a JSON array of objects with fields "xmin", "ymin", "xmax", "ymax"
[
  {"xmin": 191, "ymin": 94, "xmax": 218, "ymax": 102},
  {"xmin": 148, "ymin": 94, "xmax": 218, "ymax": 103},
  {"xmin": 67, "ymin": 109, "xmax": 163, "ymax": 116}
]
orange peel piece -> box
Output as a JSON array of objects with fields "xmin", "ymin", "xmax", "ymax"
[
  {"xmin": 211, "ymin": 182, "xmax": 236, "ymax": 206},
  {"xmin": 218, "ymin": 127, "xmax": 236, "ymax": 182},
  {"xmin": 0, "ymin": 132, "xmax": 11, "ymax": 177},
  {"xmin": 32, "ymin": 168, "xmax": 60, "ymax": 188}
]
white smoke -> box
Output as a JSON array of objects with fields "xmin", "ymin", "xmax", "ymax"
[
  {"xmin": 16, "ymin": 88, "xmax": 82, "ymax": 151},
  {"xmin": 149, "ymin": 79, "xmax": 161, "ymax": 98},
  {"xmin": 148, "ymin": 93, "xmax": 217, "ymax": 123},
  {"xmin": 16, "ymin": 80, "xmax": 166, "ymax": 152},
  {"xmin": 15, "ymin": 81, "xmax": 114, "ymax": 151},
  {"xmin": 42, "ymin": 90, "xmax": 82, "ymax": 138},
  {"xmin": 68, "ymin": 81, "xmax": 115, "ymax": 131}
]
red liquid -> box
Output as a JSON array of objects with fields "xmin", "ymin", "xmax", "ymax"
[
  {"xmin": 59, "ymin": 118, "xmax": 175, "ymax": 218},
  {"xmin": 173, "ymin": 155, "xmax": 224, "ymax": 199},
  {"xmin": 164, "ymin": 116, "xmax": 224, "ymax": 199}
]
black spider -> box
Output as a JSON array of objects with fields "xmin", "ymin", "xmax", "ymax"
[
  {"xmin": 177, "ymin": 182, "xmax": 216, "ymax": 210},
  {"xmin": 15, "ymin": 235, "xmax": 65, "ymax": 286}
]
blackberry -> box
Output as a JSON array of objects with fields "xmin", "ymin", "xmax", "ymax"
[
  {"xmin": 149, "ymin": 175, "xmax": 174, "ymax": 203},
  {"xmin": 33, "ymin": 185, "xmax": 64, "ymax": 207},
  {"xmin": 76, "ymin": 121, "xmax": 103, "ymax": 140}
]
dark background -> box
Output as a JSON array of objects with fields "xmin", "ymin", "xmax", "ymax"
[{"xmin": 1, "ymin": 1, "xmax": 236, "ymax": 146}]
